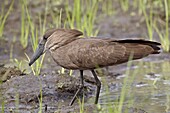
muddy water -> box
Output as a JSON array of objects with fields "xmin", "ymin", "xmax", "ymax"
[
  {"xmin": 0, "ymin": 0, "xmax": 170, "ymax": 113},
  {"xmin": 98, "ymin": 55, "xmax": 170, "ymax": 113}
]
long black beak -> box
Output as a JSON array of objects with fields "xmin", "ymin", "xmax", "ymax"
[{"xmin": 29, "ymin": 43, "xmax": 45, "ymax": 66}]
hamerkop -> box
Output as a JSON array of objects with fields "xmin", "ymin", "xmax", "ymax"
[{"xmin": 29, "ymin": 28, "xmax": 161, "ymax": 105}]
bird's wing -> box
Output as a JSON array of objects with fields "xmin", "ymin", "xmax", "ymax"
[
  {"xmin": 115, "ymin": 43, "xmax": 154, "ymax": 64},
  {"xmin": 68, "ymin": 40, "xmax": 126, "ymax": 69},
  {"xmin": 68, "ymin": 38, "xmax": 159, "ymax": 69}
]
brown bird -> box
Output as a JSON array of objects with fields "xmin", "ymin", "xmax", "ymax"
[{"xmin": 29, "ymin": 28, "xmax": 161, "ymax": 105}]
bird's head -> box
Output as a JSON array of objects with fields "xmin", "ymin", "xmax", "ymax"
[{"xmin": 29, "ymin": 28, "xmax": 83, "ymax": 66}]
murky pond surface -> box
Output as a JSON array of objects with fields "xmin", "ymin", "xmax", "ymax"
[
  {"xmin": 0, "ymin": 0, "xmax": 170, "ymax": 113},
  {"xmin": 98, "ymin": 57, "xmax": 170, "ymax": 113}
]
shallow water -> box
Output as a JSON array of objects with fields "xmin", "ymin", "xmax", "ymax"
[
  {"xmin": 97, "ymin": 58, "xmax": 170, "ymax": 113},
  {"xmin": 0, "ymin": 0, "xmax": 170, "ymax": 112}
]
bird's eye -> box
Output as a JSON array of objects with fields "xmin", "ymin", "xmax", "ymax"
[{"xmin": 43, "ymin": 35, "xmax": 47, "ymax": 40}]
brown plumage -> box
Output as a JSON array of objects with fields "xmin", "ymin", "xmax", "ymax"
[{"xmin": 29, "ymin": 28, "xmax": 161, "ymax": 105}]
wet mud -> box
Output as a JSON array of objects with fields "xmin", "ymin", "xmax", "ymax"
[{"xmin": 0, "ymin": 0, "xmax": 170, "ymax": 113}]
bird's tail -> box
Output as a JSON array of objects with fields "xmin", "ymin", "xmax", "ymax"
[{"xmin": 114, "ymin": 39, "xmax": 161, "ymax": 54}]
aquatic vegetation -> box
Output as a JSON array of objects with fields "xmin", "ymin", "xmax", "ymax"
[
  {"xmin": 59, "ymin": 0, "xmax": 99, "ymax": 75},
  {"xmin": 78, "ymin": 96, "xmax": 85, "ymax": 113},
  {"xmin": 20, "ymin": 0, "xmax": 29, "ymax": 49},
  {"xmin": 154, "ymin": 0, "xmax": 169, "ymax": 52},
  {"xmin": 0, "ymin": 93, "xmax": 5, "ymax": 112},
  {"xmin": 141, "ymin": 1, "xmax": 154, "ymax": 41},
  {"xmin": 38, "ymin": 77, "xmax": 43, "ymax": 113},
  {"xmin": 14, "ymin": 59, "xmax": 24, "ymax": 72},
  {"xmin": 96, "ymin": 55, "xmax": 140, "ymax": 113},
  {"xmin": 50, "ymin": 8, "xmax": 63, "ymax": 28},
  {"xmin": 14, "ymin": 93, "xmax": 19, "ymax": 113},
  {"xmin": 25, "ymin": 1, "xmax": 47, "ymax": 76},
  {"xmin": 139, "ymin": 0, "xmax": 170, "ymax": 52},
  {"xmin": 0, "ymin": 0, "xmax": 170, "ymax": 112},
  {"xmin": 10, "ymin": 36, "xmax": 16, "ymax": 61},
  {"xmin": 119, "ymin": 0, "xmax": 129, "ymax": 12},
  {"xmin": 117, "ymin": 55, "xmax": 137, "ymax": 113},
  {"xmin": 65, "ymin": 0, "xmax": 99, "ymax": 36},
  {"xmin": 101, "ymin": 0, "xmax": 115, "ymax": 16},
  {"xmin": 0, "ymin": 0, "xmax": 14, "ymax": 38}
]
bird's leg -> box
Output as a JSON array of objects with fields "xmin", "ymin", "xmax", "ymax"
[
  {"xmin": 91, "ymin": 70, "xmax": 101, "ymax": 104},
  {"xmin": 69, "ymin": 70, "xmax": 84, "ymax": 106}
]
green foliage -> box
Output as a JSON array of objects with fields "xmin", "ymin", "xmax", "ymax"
[
  {"xmin": 15, "ymin": 93, "xmax": 19, "ymax": 113},
  {"xmin": 78, "ymin": 96, "xmax": 85, "ymax": 113},
  {"xmin": 38, "ymin": 78, "xmax": 43, "ymax": 113},
  {"xmin": 13, "ymin": 58, "xmax": 29, "ymax": 73},
  {"xmin": 0, "ymin": 0, "xmax": 14, "ymax": 38},
  {"xmin": 20, "ymin": 0, "xmax": 29, "ymax": 49},
  {"xmin": 168, "ymin": 0, "xmax": 170, "ymax": 17},
  {"xmin": 1, "ymin": 0, "xmax": 170, "ymax": 112},
  {"xmin": 50, "ymin": 8, "xmax": 63, "ymax": 28},
  {"xmin": 62, "ymin": 0, "xmax": 99, "ymax": 75},
  {"xmin": 25, "ymin": 1, "xmax": 48, "ymax": 76},
  {"xmin": 14, "ymin": 59, "xmax": 23, "ymax": 71},
  {"xmin": 1, "ymin": 99, "xmax": 5, "ymax": 113},
  {"xmin": 95, "ymin": 55, "xmax": 138, "ymax": 113},
  {"xmin": 139, "ymin": 0, "xmax": 170, "ymax": 52},
  {"xmin": 117, "ymin": 54, "xmax": 136, "ymax": 113},
  {"xmin": 119, "ymin": 0, "xmax": 129, "ymax": 12},
  {"xmin": 65, "ymin": 0, "xmax": 99, "ymax": 36},
  {"xmin": 101, "ymin": 0, "xmax": 115, "ymax": 16},
  {"xmin": 154, "ymin": 0, "xmax": 169, "ymax": 52},
  {"xmin": 141, "ymin": 1, "xmax": 154, "ymax": 41}
]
